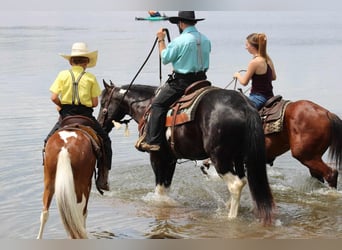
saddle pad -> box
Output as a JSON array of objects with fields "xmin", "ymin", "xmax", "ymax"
[{"xmin": 260, "ymin": 100, "xmax": 291, "ymax": 135}]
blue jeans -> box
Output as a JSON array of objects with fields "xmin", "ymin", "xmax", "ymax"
[{"xmin": 249, "ymin": 93, "xmax": 267, "ymax": 110}]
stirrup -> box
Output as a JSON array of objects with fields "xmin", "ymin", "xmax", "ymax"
[
  {"xmin": 138, "ymin": 142, "xmax": 160, "ymax": 152},
  {"xmin": 135, "ymin": 133, "xmax": 146, "ymax": 148}
]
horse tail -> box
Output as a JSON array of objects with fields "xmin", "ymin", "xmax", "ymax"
[
  {"xmin": 55, "ymin": 147, "xmax": 88, "ymax": 239},
  {"xmin": 328, "ymin": 113, "xmax": 342, "ymax": 170},
  {"xmin": 244, "ymin": 109, "xmax": 274, "ymax": 225}
]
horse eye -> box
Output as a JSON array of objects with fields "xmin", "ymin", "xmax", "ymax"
[{"xmin": 102, "ymin": 108, "xmax": 108, "ymax": 114}]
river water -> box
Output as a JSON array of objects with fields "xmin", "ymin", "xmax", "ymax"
[{"xmin": 0, "ymin": 11, "xmax": 341, "ymax": 239}]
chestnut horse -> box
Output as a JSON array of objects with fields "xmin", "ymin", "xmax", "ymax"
[
  {"xmin": 37, "ymin": 121, "xmax": 100, "ymax": 239},
  {"xmin": 264, "ymin": 99, "xmax": 341, "ymax": 188},
  {"xmin": 98, "ymin": 81, "xmax": 274, "ymax": 225}
]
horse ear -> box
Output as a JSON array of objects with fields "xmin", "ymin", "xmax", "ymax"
[
  {"xmin": 103, "ymin": 79, "xmax": 109, "ymax": 88},
  {"xmin": 103, "ymin": 79, "xmax": 114, "ymax": 90}
]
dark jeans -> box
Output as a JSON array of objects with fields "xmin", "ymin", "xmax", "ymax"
[
  {"xmin": 45, "ymin": 105, "xmax": 112, "ymax": 170},
  {"xmin": 145, "ymin": 72, "xmax": 206, "ymax": 145}
]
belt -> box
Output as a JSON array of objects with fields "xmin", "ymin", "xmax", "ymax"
[
  {"xmin": 173, "ymin": 71, "xmax": 207, "ymax": 81},
  {"xmin": 174, "ymin": 71, "xmax": 205, "ymax": 77}
]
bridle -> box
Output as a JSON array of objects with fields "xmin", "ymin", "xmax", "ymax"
[
  {"xmin": 99, "ymin": 85, "xmax": 152, "ymax": 128},
  {"xmin": 98, "ymin": 86, "xmax": 117, "ymax": 127},
  {"xmin": 99, "ymin": 85, "xmax": 135, "ymax": 129}
]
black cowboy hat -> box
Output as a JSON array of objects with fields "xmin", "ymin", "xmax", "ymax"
[{"xmin": 168, "ymin": 11, "xmax": 205, "ymax": 24}]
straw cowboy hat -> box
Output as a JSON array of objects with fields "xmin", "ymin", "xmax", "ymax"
[
  {"xmin": 60, "ymin": 42, "xmax": 98, "ymax": 68},
  {"xmin": 168, "ymin": 11, "xmax": 205, "ymax": 24}
]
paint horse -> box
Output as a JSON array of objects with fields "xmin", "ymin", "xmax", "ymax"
[
  {"xmin": 37, "ymin": 116, "xmax": 103, "ymax": 239},
  {"xmin": 98, "ymin": 80, "xmax": 274, "ymax": 225}
]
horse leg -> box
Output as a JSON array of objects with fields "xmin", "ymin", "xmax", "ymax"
[
  {"xmin": 306, "ymin": 159, "xmax": 338, "ymax": 188},
  {"xmin": 289, "ymin": 133, "xmax": 338, "ymax": 187},
  {"xmin": 37, "ymin": 173, "xmax": 55, "ymax": 239},
  {"xmin": 155, "ymin": 184, "xmax": 169, "ymax": 196},
  {"xmin": 308, "ymin": 169, "xmax": 324, "ymax": 183},
  {"xmin": 37, "ymin": 210, "xmax": 49, "ymax": 239},
  {"xmin": 80, "ymin": 193, "xmax": 90, "ymax": 229},
  {"xmin": 213, "ymin": 156, "xmax": 247, "ymax": 219},
  {"xmin": 150, "ymin": 151, "xmax": 176, "ymax": 197},
  {"xmin": 293, "ymin": 154, "xmax": 338, "ymax": 188},
  {"xmin": 83, "ymin": 210, "xmax": 88, "ymax": 228},
  {"xmin": 222, "ymin": 172, "xmax": 247, "ymax": 219}
]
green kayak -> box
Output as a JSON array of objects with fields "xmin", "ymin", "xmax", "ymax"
[{"xmin": 135, "ymin": 16, "xmax": 169, "ymax": 21}]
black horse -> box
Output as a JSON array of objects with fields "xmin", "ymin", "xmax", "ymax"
[{"xmin": 98, "ymin": 81, "xmax": 274, "ymax": 224}]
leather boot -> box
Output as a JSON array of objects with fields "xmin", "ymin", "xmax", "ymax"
[{"xmin": 96, "ymin": 164, "xmax": 109, "ymax": 192}]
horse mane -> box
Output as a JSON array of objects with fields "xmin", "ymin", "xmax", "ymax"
[{"xmin": 121, "ymin": 84, "xmax": 157, "ymax": 98}]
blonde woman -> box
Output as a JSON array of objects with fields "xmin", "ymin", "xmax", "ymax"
[{"xmin": 234, "ymin": 33, "xmax": 277, "ymax": 109}]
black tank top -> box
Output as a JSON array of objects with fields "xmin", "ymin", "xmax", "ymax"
[{"xmin": 251, "ymin": 64, "xmax": 274, "ymax": 99}]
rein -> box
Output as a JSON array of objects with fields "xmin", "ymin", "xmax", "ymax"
[
  {"xmin": 101, "ymin": 29, "xmax": 171, "ymax": 127},
  {"xmin": 159, "ymin": 28, "xmax": 171, "ymax": 84},
  {"xmin": 224, "ymin": 69, "xmax": 246, "ymax": 90},
  {"xmin": 224, "ymin": 69, "xmax": 250, "ymax": 94}
]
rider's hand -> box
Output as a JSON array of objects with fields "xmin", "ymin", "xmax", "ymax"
[{"xmin": 156, "ymin": 28, "xmax": 166, "ymax": 41}]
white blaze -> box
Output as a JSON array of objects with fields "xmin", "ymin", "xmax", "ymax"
[{"xmin": 119, "ymin": 89, "xmax": 127, "ymax": 95}]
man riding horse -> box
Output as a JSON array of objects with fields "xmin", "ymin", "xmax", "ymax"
[{"xmin": 135, "ymin": 11, "xmax": 211, "ymax": 152}]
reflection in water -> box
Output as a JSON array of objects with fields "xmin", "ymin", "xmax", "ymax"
[
  {"xmin": 90, "ymin": 230, "xmax": 116, "ymax": 239},
  {"xmin": 147, "ymin": 220, "xmax": 183, "ymax": 239},
  {"xmin": 144, "ymin": 207, "xmax": 190, "ymax": 239}
]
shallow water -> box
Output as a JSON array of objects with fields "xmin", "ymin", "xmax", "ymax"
[{"xmin": 0, "ymin": 11, "xmax": 342, "ymax": 239}]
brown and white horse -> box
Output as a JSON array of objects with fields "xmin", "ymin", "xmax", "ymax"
[{"xmin": 37, "ymin": 124, "xmax": 98, "ymax": 239}]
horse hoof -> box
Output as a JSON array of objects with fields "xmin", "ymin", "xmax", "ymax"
[{"xmin": 326, "ymin": 169, "xmax": 338, "ymax": 188}]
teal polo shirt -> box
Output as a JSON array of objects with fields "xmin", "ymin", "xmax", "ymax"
[{"xmin": 161, "ymin": 26, "xmax": 211, "ymax": 74}]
